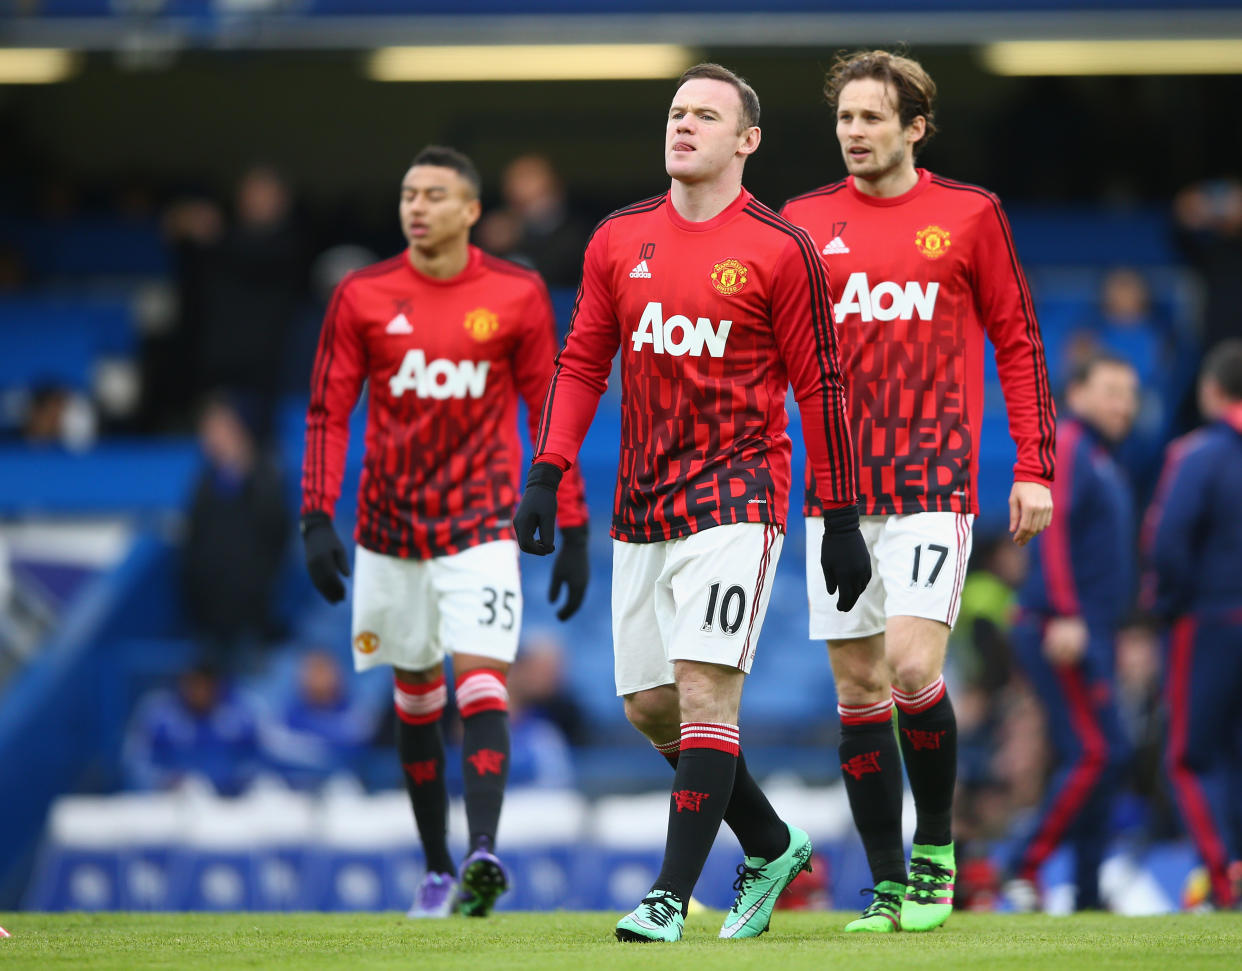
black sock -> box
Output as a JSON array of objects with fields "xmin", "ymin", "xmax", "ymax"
[
  {"xmin": 655, "ymin": 741, "xmax": 787, "ymax": 862},
  {"xmin": 461, "ymin": 709, "xmax": 509, "ymax": 850},
  {"xmin": 894, "ymin": 679, "xmax": 956, "ymax": 847},
  {"xmin": 396, "ymin": 715, "xmax": 453, "ymax": 876},
  {"xmin": 652, "ymin": 724, "xmax": 739, "ymax": 910},
  {"xmin": 839, "ymin": 706, "xmax": 906, "ymax": 886}
]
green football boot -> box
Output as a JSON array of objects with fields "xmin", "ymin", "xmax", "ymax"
[
  {"xmin": 843, "ymin": 880, "xmax": 905, "ymax": 932},
  {"xmin": 718, "ymin": 823, "xmax": 814, "ymax": 938},
  {"xmin": 615, "ymin": 889, "xmax": 685, "ymax": 942},
  {"xmin": 901, "ymin": 842, "xmax": 956, "ymax": 932}
]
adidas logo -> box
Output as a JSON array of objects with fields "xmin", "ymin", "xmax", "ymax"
[
  {"xmin": 629, "ymin": 259, "xmax": 652, "ymax": 279},
  {"xmin": 386, "ymin": 313, "xmax": 414, "ymax": 334},
  {"xmin": 822, "ymin": 236, "xmax": 850, "ymax": 255}
]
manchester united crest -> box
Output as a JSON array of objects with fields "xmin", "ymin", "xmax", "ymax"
[
  {"xmin": 710, "ymin": 258, "xmax": 749, "ymax": 296},
  {"xmin": 914, "ymin": 225, "xmax": 951, "ymax": 260},
  {"xmin": 463, "ymin": 307, "xmax": 499, "ymax": 341},
  {"xmin": 354, "ymin": 631, "xmax": 380, "ymax": 655}
]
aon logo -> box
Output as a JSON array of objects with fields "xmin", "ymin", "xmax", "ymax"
[
  {"xmin": 834, "ymin": 271, "xmax": 939, "ymax": 323},
  {"xmin": 389, "ymin": 349, "xmax": 490, "ymax": 399},
  {"xmin": 631, "ymin": 301, "xmax": 732, "ymax": 357}
]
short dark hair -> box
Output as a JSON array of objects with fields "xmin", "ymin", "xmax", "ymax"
[
  {"xmin": 823, "ymin": 49, "xmax": 938, "ymax": 156},
  {"xmin": 1066, "ymin": 350, "xmax": 1134, "ymax": 391},
  {"xmin": 408, "ymin": 145, "xmax": 481, "ymax": 198},
  {"xmin": 676, "ymin": 62, "xmax": 760, "ymax": 132},
  {"xmin": 1202, "ymin": 338, "xmax": 1242, "ymax": 400}
]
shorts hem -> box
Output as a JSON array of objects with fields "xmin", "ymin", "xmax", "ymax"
[
  {"xmin": 615, "ymin": 677, "xmax": 675, "ymax": 698},
  {"xmin": 810, "ymin": 625, "xmax": 887, "ymax": 642}
]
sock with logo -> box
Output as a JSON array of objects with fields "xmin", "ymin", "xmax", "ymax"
[
  {"xmin": 457, "ymin": 668, "xmax": 511, "ymax": 850},
  {"xmin": 653, "ymin": 739, "xmax": 788, "ymax": 863},
  {"xmin": 894, "ymin": 676, "xmax": 956, "ymax": 846},
  {"xmin": 394, "ymin": 672, "xmax": 454, "ymax": 875},
  {"xmin": 651, "ymin": 723, "xmax": 740, "ymax": 910},
  {"xmin": 839, "ymin": 699, "xmax": 907, "ymax": 886}
]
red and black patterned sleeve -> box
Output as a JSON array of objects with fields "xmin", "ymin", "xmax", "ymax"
[
  {"xmin": 513, "ymin": 276, "xmax": 589, "ymax": 529},
  {"xmin": 302, "ymin": 278, "xmax": 368, "ymax": 517},
  {"xmin": 769, "ymin": 229, "xmax": 858, "ymax": 508},
  {"xmin": 533, "ymin": 223, "xmax": 621, "ymax": 467},
  {"xmin": 973, "ymin": 196, "xmax": 1057, "ymax": 487}
]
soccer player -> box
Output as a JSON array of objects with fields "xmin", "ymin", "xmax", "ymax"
[
  {"xmin": 781, "ymin": 50, "xmax": 1056, "ymax": 932},
  {"xmin": 1006, "ymin": 353, "xmax": 1137, "ymax": 911},
  {"xmin": 300, "ymin": 146, "xmax": 589, "ymax": 920},
  {"xmin": 513, "ymin": 63, "xmax": 871, "ymax": 942},
  {"xmin": 1144, "ymin": 338, "xmax": 1242, "ymax": 910}
]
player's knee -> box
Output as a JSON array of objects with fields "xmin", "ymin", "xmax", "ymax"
[
  {"xmin": 889, "ymin": 658, "xmax": 943, "ymax": 696},
  {"xmin": 833, "ymin": 664, "xmax": 891, "ymax": 702},
  {"xmin": 623, "ymin": 687, "xmax": 679, "ymax": 740}
]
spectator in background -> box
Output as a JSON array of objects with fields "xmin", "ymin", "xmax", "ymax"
[
  {"xmin": 20, "ymin": 382, "xmax": 97, "ymax": 452},
  {"xmin": 475, "ymin": 154, "xmax": 588, "ymax": 288},
  {"xmin": 181, "ymin": 393, "xmax": 290, "ymax": 668},
  {"xmin": 278, "ymin": 648, "xmax": 378, "ymax": 788},
  {"xmin": 506, "ymin": 629, "xmax": 588, "ymax": 746},
  {"xmin": 163, "ymin": 165, "xmax": 306, "ymax": 435},
  {"xmin": 1173, "ymin": 178, "xmax": 1242, "ymax": 355},
  {"xmin": 1065, "ymin": 268, "xmax": 1179, "ymax": 502},
  {"xmin": 1144, "ymin": 338, "xmax": 1242, "ymax": 910},
  {"xmin": 121, "ymin": 662, "xmax": 265, "ymax": 796},
  {"xmin": 1005, "ymin": 353, "xmax": 1139, "ymax": 912},
  {"xmin": 504, "ymin": 643, "xmax": 577, "ymax": 790}
]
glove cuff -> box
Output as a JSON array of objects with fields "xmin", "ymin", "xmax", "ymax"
[
  {"xmin": 525, "ymin": 461, "xmax": 564, "ymax": 492},
  {"xmin": 822, "ymin": 503, "xmax": 861, "ymax": 534},
  {"xmin": 300, "ymin": 510, "xmax": 333, "ymax": 535},
  {"xmin": 560, "ymin": 524, "xmax": 588, "ymax": 547}
]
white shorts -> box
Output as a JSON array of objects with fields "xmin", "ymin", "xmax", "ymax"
[
  {"xmin": 805, "ymin": 512, "xmax": 973, "ymax": 641},
  {"xmin": 350, "ymin": 541, "xmax": 522, "ymax": 673},
  {"xmin": 611, "ymin": 523, "xmax": 784, "ymax": 696}
]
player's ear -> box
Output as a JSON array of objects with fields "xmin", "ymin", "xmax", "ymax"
[
  {"xmin": 738, "ymin": 125, "xmax": 761, "ymax": 158},
  {"xmin": 464, "ymin": 197, "xmax": 482, "ymax": 229},
  {"xmin": 906, "ymin": 115, "xmax": 927, "ymax": 148}
]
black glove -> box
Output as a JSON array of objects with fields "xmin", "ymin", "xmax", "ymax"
[
  {"xmin": 513, "ymin": 462, "xmax": 562, "ymax": 555},
  {"xmin": 821, "ymin": 503, "xmax": 871, "ymax": 613},
  {"xmin": 549, "ymin": 525, "xmax": 589, "ymax": 621},
  {"xmin": 301, "ymin": 511, "xmax": 350, "ymax": 604}
]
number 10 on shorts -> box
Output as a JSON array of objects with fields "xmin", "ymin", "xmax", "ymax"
[{"xmin": 701, "ymin": 581, "xmax": 748, "ymax": 635}]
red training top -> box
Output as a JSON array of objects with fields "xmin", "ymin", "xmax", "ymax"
[
  {"xmin": 782, "ymin": 168, "xmax": 1056, "ymax": 516},
  {"xmin": 535, "ymin": 188, "xmax": 857, "ymax": 543},
  {"xmin": 303, "ymin": 245, "xmax": 588, "ymax": 559}
]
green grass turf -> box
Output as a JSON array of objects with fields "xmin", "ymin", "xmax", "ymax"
[{"xmin": 2, "ymin": 910, "xmax": 1241, "ymax": 970}]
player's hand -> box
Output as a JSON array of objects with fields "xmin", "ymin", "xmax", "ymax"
[
  {"xmin": 1009, "ymin": 481, "xmax": 1053, "ymax": 547},
  {"xmin": 549, "ymin": 525, "xmax": 589, "ymax": 621},
  {"xmin": 1043, "ymin": 615, "xmax": 1088, "ymax": 666},
  {"xmin": 301, "ymin": 511, "xmax": 350, "ymax": 603},
  {"xmin": 820, "ymin": 504, "xmax": 872, "ymax": 613},
  {"xmin": 514, "ymin": 462, "xmax": 563, "ymax": 555}
]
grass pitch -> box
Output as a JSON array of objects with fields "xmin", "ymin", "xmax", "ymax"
[{"xmin": 2, "ymin": 910, "xmax": 1240, "ymax": 970}]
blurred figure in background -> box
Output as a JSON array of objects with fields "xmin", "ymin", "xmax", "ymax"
[
  {"xmin": 1144, "ymin": 338, "xmax": 1242, "ymax": 910},
  {"xmin": 20, "ymin": 382, "xmax": 97, "ymax": 452},
  {"xmin": 1173, "ymin": 178, "xmax": 1242, "ymax": 356},
  {"xmin": 505, "ymin": 629, "xmax": 587, "ymax": 746},
  {"xmin": 504, "ymin": 642, "xmax": 577, "ymax": 790},
  {"xmin": 475, "ymin": 154, "xmax": 587, "ymax": 288},
  {"xmin": 162, "ymin": 165, "xmax": 306, "ymax": 434},
  {"xmin": 1005, "ymin": 353, "xmax": 1139, "ymax": 911},
  {"xmin": 121, "ymin": 662, "xmax": 265, "ymax": 796},
  {"xmin": 278, "ymin": 648, "xmax": 378, "ymax": 789},
  {"xmin": 181, "ymin": 393, "xmax": 290, "ymax": 669}
]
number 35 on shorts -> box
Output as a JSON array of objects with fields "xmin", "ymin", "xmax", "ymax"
[{"xmin": 479, "ymin": 586, "xmax": 517, "ymax": 630}]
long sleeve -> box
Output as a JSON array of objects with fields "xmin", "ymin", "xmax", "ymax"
[
  {"xmin": 513, "ymin": 278, "xmax": 589, "ymax": 529},
  {"xmin": 973, "ymin": 197, "xmax": 1057, "ymax": 487},
  {"xmin": 533, "ymin": 224, "xmax": 621, "ymax": 466},
  {"xmin": 769, "ymin": 230, "xmax": 858, "ymax": 507},
  {"xmin": 302, "ymin": 280, "xmax": 368, "ymax": 516},
  {"xmin": 1143, "ymin": 438, "xmax": 1207, "ymax": 619}
]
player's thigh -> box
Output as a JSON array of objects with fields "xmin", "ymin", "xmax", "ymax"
[
  {"xmin": 430, "ymin": 540, "xmax": 522, "ymax": 667},
  {"xmin": 874, "ymin": 511, "xmax": 973, "ymax": 630},
  {"xmin": 351, "ymin": 545, "xmax": 439, "ymax": 672},
  {"xmin": 806, "ymin": 514, "xmax": 886, "ymax": 640},
  {"xmin": 612, "ymin": 538, "xmax": 675, "ymax": 696},
  {"xmin": 664, "ymin": 523, "xmax": 785, "ymax": 676}
]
